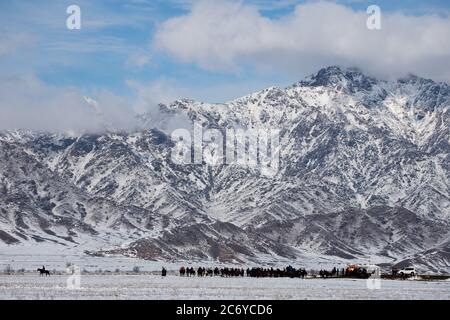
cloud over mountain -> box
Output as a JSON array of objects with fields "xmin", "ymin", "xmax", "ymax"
[
  {"xmin": 0, "ymin": 75, "xmax": 136, "ymax": 132},
  {"xmin": 155, "ymin": 1, "xmax": 450, "ymax": 82}
]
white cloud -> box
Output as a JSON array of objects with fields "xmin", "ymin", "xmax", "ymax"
[
  {"xmin": 127, "ymin": 78, "xmax": 185, "ymax": 114},
  {"xmin": 0, "ymin": 75, "xmax": 136, "ymax": 132},
  {"xmin": 0, "ymin": 75, "xmax": 199, "ymax": 132},
  {"xmin": 154, "ymin": 0, "xmax": 450, "ymax": 82},
  {"xmin": 126, "ymin": 79, "xmax": 194, "ymax": 130}
]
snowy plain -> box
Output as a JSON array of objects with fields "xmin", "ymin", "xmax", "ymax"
[
  {"xmin": 1, "ymin": 274, "xmax": 449, "ymax": 300},
  {"xmin": 1, "ymin": 246, "xmax": 449, "ymax": 300}
]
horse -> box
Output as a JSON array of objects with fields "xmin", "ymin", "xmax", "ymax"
[
  {"xmin": 185, "ymin": 267, "xmax": 195, "ymax": 277},
  {"xmin": 37, "ymin": 268, "xmax": 50, "ymax": 276},
  {"xmin": 197, "ymin": 267, "xmax": 205, "ymax": 277}
]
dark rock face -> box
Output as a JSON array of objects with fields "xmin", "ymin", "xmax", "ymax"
[
  {"xmin": 0, "ymin": 230, "xmax": 20, "ymax": 244},
  {"xmin": 0, "ymin": 66, "xmax": 449, "ymax": 272}
]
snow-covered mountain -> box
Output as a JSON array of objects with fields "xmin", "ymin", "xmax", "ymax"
[{"xmin": 1, "ymin": 66, "xmax": 449, "ymax": 272}]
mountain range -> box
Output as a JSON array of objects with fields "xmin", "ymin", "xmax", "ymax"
[{"xmin": 1, "ymin": 66, "xmax": 449, "ymax": 273}]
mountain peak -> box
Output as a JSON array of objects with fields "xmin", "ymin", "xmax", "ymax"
[
  {"xmin": 299, "ymin": 66, "xmax": 378, "ymax": 93},
  {"xmin": 304, "ymin": 66, "xmax": 347, "ymax": 85},
  {"xmin": 398, "ymin": 73, "xmax": 433, "ymax": 85}
]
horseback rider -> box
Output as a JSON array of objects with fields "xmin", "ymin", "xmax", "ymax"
[{"xmin": 37, "ymin": 266, "xmax": 50, "ymax": 276}]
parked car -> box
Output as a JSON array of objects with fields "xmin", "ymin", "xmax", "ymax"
[{"xmin": 399, "ymin": 267, "xmax": 416, "ymax": 277}]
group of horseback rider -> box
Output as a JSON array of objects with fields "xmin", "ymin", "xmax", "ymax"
[
  {"xmin": 176, "ymin": 265, "xmax": 310, "ymax": 278},
  {"xmin": 178, "ymin": 266, "xmax": 231, "ymax": 277},
  {"xmin": 246, "ymin": 266, "xmax": 308, "ymax": 278},
  {"xmin": 319, "ymin": 267, "xmax": 345, "ymax": 278},
  {"xmin": 35, "ymin": 264, "xmax": 360, "ymax": 279}
]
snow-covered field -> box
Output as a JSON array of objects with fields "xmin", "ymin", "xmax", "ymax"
[
  {"xmin": 1, "ymin": 275, "xmax": 449, "ymax": 300},
  {"xmin": 1, "ymin": 248, "xmax": 449, "ymax": 300}
]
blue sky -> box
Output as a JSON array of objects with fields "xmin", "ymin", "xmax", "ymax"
[{"xmin": 0, "ymin": 0, "xmax": 449, "ymax": 130}]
